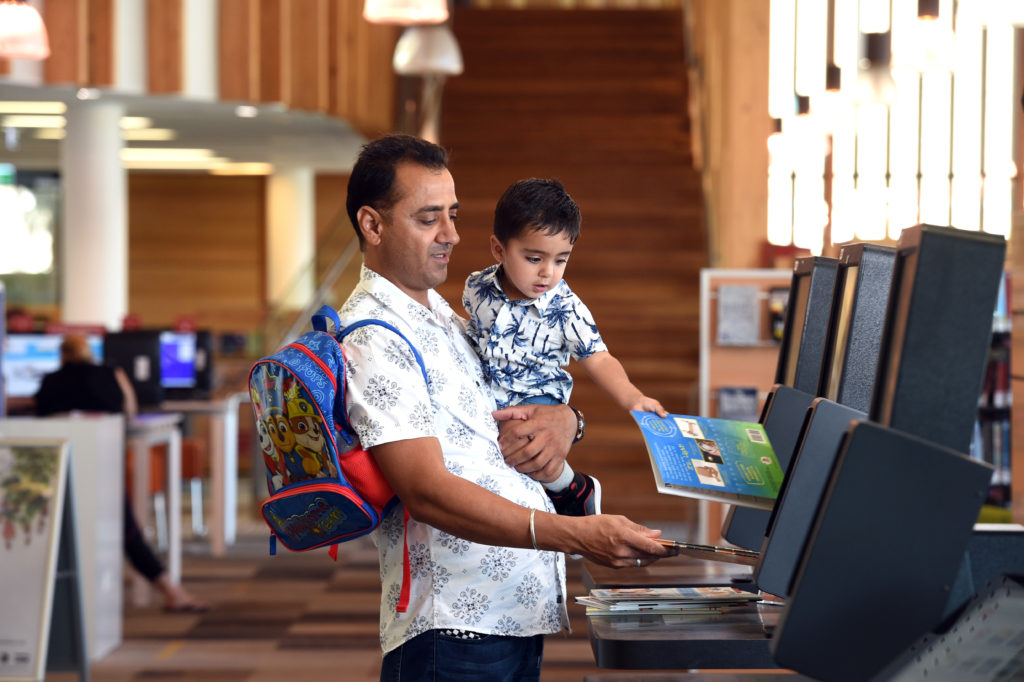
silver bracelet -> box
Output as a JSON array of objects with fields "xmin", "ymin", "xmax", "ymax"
[{"xmin": 529, "ymin": 508, "xmax": 539, "ymax": 550}]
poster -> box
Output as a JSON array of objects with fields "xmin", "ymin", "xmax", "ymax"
[{"xmin": 0, "ymin": 439, "xmax": 69, "ymax": 681}]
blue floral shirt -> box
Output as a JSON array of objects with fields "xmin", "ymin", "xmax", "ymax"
[
  {"xmin": 462, "ymin": 264, "xmax": 608, "ymax": 408},
  {"xmin": 339, "ymin": 264, "xmax": 567, "ymax": 654}
]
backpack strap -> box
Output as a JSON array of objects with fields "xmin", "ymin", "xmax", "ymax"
[
  {"xmin": 338, "ymin": 319, "xmax": 428, "ymax": 384},
  {"xmin": 311, "ymin": 304, "xmax": 342, "ymax": 334}
]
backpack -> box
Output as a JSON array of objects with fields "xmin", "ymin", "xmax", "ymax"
[{"xmin": 248, "ymin": 305, "xmax": 426, "ymax": 610}]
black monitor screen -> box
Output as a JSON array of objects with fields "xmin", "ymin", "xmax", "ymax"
[
  {"xmin": 3, "ymin": 333, "xmax": 104, "ymax": 398},
  {"xmin": 822, "ymin": 264, "xmax": 858, "ymax": 402},
  {"xmin": 780, "ymin": 272, "xmax": 811, "ymax": 387},
  {"xmin": 159, "ymin": 331, "xmax": 197, "ymax": 389}
]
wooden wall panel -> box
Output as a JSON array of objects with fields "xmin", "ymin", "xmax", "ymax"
[
  {"xmin": 43, "ymin": 0, "xmax": 86, "ymax": 85},
  {"xmin": 328, "ymin": 1, "xmax": 397, "ymax": 137},
  {"xmin": 86, "ymin": 0, "xmax": 114, "ymax": 86},
  {"xmin": 147, "ymin": 0, "xmax": 183, "ymax": 93},
  {"xmin": 128, "ymin": 174, "xmax": 266, "ymax": 332},
  {"xmin": 258, "ymin": 0, "xmax": 286, "ymax": 103},
  {"xmin": 287, "ymin": 0, "xmax": 329, "ymax": 112},
  {"xmin": 218, "ymin": 0, "xmax": 260, "ymax": 101},
  {"xmin": 0, "ymin": 59, "xmax": 10, "ymax": 76}
]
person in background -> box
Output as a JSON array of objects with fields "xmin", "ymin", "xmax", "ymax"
[
  {"xmin": 34, "ymin": 333, "xmax": 208, "ymax": 613},
  {"xmin": 340, "ymin": 133, "xmax": 672, "ymax": 682},
  {"xmin": 463, "ymin": 177, "xmax": 668, "ymax": 518}
]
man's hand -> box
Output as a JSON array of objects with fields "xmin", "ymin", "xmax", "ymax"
[
  {"xmin": 537, "ymin": 512, "xmax": 674, "ymax": 568},
  {"xmin": 493, "ymin": 403, "xmax": 575, "ymax": 483}
]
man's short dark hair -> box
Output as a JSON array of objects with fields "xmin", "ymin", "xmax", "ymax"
[
  {"xmin": 493, "ymin": 178, "xmax": 581, "ymax": 245},
  {"xmin": 346, "ymin": 134, "xmax": 450, "ymax": 247}
]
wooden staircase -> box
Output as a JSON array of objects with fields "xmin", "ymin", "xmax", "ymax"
[{"xmin": 438, "ymin": 7, "xmax": 707, "ymax": 526}]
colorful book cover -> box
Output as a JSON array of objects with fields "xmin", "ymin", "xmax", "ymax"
[{"xmin": 631, "ymin": 411, "xmax": 784, "ymax": 510}]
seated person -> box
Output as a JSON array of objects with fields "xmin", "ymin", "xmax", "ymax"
[{"xmin": 35, "ymin": 333, "xmax": 208, "ymax": 613}]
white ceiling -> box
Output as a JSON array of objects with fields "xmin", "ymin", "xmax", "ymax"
[{"xmin": 0, "ymin": 80, "xmax": 368, "ymax": 173}]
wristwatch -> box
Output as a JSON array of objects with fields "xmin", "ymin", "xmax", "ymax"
[{"xmin": 568, "ymin": 405, "xmax": 585, "ymax": 444}]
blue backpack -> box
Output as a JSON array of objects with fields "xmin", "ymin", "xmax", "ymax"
[{"xmin": 248, "ymin": 305, "xmax": 426, "ymax": 609}]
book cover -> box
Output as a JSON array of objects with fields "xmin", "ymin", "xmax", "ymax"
[{"xmin": 632, "ymin": 411, "xmax": 784, "ymax": 510}]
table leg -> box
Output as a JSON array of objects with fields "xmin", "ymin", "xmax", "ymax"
[
  {"xmin": 167, "ymin": 427, "xmax": 182, "ymax": 584},
  {"xmin": 209, "ymin": 414, "xmax": 225, "ymax": 557}
]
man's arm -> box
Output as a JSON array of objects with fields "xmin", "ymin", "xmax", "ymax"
[
  {"xmin": 578, "ymin": 351, "xmax": 668, "ymax": 417},
  {"xmin": 371, "ymin": 435, "xmax": 671, "ymax": 567}
]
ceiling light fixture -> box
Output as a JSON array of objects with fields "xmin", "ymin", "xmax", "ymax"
[
  {"xmin": 0, "ymin": 0, "xmax": 50, "ymax": 60},
  {"xmin": 363, "ymin": 0, "xmax": 448, "ymax": 26},
  {"xmin": 0, "ymin": 101, "xmax": 66, "ymax": 114},
  {"xmin": 392, "ymin": 24, "xmax": 463, "ymax": 76}
]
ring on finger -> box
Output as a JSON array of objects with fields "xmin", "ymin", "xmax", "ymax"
[{"xmin": 635, "ymin": 557, "xmax": 642, "ymax": 568}]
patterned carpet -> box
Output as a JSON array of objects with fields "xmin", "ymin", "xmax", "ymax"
[{"xmin": 54, "ymin": 530, "xmax": 624, "ymax": 682}]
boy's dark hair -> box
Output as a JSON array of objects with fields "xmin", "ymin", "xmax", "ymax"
[
  {"xmin": 346, "ymin": 134, "xmax": 450, "ymax": 248},
  {"xmin": 493, "ymin": 178, "xmax": 581, "ymax": 245}
]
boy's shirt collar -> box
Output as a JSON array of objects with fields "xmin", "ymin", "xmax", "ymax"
[{"xmin": 478, "ymin": 263, "xmax": 566, "ymax": 314}]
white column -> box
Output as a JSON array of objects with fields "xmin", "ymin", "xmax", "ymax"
[
  {"xmin": 60, "ymin": 102, "xmax": 127, "ymax": 331},
  {"xmin": 266, "ymin": 167, "xmax": 315, "ymax": 309},
  {"xmin": 182, "ymin": 0, "xmax": 219, "ymax": 100},
  {"xmin": 114, "ymin": 0, "xmax": 147, "ymax": 93}
]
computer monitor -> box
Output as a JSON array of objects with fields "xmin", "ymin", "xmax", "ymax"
[
  {"xmin": 817, "ymin": 243, "xmax": 896, "ymax": 413},
  {"xmin": 869, "ymin": 225, "xmax": 1006, "ymax": 453},
  {"xmin": 160, "ymin": 329, "xmax": 214, "ymax": 400},
  {"xmin": 2, "ymin": 332, "xmax": 104, "ymax": 399},
  {"xmin": 103, "ymin": 330, "xmax": 163, "ymax": 407},
  {"xmin": 774, "ymin": 256, "xmax": 839, "ymax": 395}
]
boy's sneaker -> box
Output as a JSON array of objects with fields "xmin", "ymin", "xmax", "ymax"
[{"xmin": 547, "ymin": 472, "xmax": 602, "ymax": 517}]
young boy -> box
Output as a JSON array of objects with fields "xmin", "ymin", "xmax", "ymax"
[{"xmin": 463, "ymin": 178, "xmax": 667, "ymax": 518}]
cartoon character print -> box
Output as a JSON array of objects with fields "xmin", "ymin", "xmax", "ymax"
[
  {"xmin": 256, "ymin": 417, "xmax": 288, "ymax": 491},
  {"xmin": 285, "ymin": 385, "xmax": 338, "ymax": 479},
  {"xmin": 264, "ymin": 405, "xmax": 307, "ymax": 484}
]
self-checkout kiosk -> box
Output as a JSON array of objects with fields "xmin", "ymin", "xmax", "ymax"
[
  {"xmin": 586, "ymin": 225, "xmax": 1022, "ymax": 680},
  {"xmin": 721, "ymin": 256, "xmax": 839, "ymax": 552},
  {"xmin": 766, "ymin": 225, "xmax": 1013, "ymax": 681}
]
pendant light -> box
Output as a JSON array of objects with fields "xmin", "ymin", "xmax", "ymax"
[{"xmin": 0, "ymin": 0, "xmax": 50, "ymax": 60}]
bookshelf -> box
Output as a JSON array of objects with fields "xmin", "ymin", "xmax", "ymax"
[{"xmin": 698, "ymin": 268, "xmax": 791, "ymax": 543}]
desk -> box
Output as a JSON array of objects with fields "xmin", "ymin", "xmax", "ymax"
[
  {"xmin": 162, "ymin": 392, "xmax": 248, "ymax": 557},
  {"xmin": 127, "ymin": 413, "xmax": 182, "ymax": 606},
  {"xmin": 584, "ymin": 559, "xmax": 778, "ymax": 671}
]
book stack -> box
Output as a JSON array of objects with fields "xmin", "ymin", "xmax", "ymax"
[{"xmin": 576, "ymin": 586, "xmax": 759, "ymax": 615}]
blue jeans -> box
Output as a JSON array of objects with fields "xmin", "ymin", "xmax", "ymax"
[{"xmin": 380, "ymin": 630, "xmax": 544, "ymax": 682}]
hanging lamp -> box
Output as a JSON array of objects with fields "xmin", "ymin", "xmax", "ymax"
[{"xmin": 0, "ymin": 0, "xmax": 50, "ymax": 60}]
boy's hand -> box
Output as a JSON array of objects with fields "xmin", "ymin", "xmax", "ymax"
[{"xmin": 629, "ymin": 396, "xmax": 668, "ymax": 418}]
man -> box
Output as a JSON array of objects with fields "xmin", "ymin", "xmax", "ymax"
[{"xmin": 338, "ymin": 134, "xmax": 671, "ymax": 681}]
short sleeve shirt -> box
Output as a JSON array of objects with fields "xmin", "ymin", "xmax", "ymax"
[
  {"xmin": 338, "ymin": 264, "xmax": 567, "ymax": 654},
  {"xmin": 462, "ymin": 264, "xmax": 608, "ymax": 408}
]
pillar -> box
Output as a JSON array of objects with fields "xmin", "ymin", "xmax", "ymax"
[
  {"xmin": 265, "ymin": 166, "xmax": 315, "ymax": 310},
  {"xmin": 60, "ymin": 101, "xmax": 127, "ymax": 330}
]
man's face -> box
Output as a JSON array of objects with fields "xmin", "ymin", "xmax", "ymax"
[{"xmin": 372, "ymin": 161, "xmax": 460, "ymax": 304}]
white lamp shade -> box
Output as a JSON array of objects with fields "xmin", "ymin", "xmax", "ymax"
[
  {"xmin": 393, "ymin": 25, "xmax": 463, "ymax": 76},
  {"xmin": 364, "ymin": 0, "xmax": 449, "ymax": 26},
  {"xmin": 0, "ymin": 0, "xmax": 50, "ymax": 60}
]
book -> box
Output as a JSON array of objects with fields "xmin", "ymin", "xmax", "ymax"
[
  {"xmin": 655, "ymin": 537, "xmax": 760, "ymax": 566},
  {"xmin": 632, "ymin": 411, "xmax": 784, "ymax": 510},
  {"xmin": 577, "ymin": 586, "xmax": 759, "ymax": 614}
]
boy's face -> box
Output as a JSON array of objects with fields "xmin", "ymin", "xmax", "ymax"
[{"xmin": 490, "ymin": 227, "xmax": 573, "ymax": 300}]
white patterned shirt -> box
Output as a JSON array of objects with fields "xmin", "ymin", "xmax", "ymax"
[
  {"xmin": 462, "ymin": 264, "xmax": 608, "ymax": 408},
  {"xmin": 339, "ymin": 264, "xmax": 567, "ymax": 654}
]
